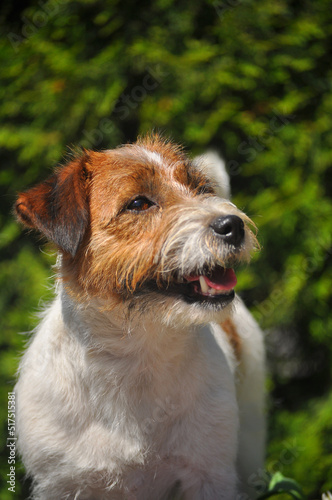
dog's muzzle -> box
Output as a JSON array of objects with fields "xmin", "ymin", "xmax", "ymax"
[{"xmin": 135, "ymin": 215, "xmax": 247, "ymax": 309}]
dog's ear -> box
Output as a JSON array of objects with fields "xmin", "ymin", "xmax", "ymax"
[
  {"xmin": 193, "ymin": 151, "xmax": 231, "ymax": 199},
  {"xmin": 15, "ymin": 154, "xmax": 91, "ymax": 257}
]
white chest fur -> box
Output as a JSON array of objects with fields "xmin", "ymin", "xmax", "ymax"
[{"xmin": 16, "ymin": 289, "xmax": 264, "ymax": 499}]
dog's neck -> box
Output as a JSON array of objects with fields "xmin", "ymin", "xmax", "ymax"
[{"xmin": 59, "ymin": 285, "xmax": 199, "ymax": 385}]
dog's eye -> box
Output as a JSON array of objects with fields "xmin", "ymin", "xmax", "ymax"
[
  {"xmin": 126, "ymin": 196, "xmax": 155, "ymax": 212},
  {"xmin": 196, "ymin": 184, "xmax": 216, "ymax": 196}
]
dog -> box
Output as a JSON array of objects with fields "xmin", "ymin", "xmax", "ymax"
[{"xmin": 15, "ymin": 134, "xmax": 265, "ymax": 500}]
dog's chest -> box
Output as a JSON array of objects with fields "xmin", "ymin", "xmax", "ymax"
[{"xmin": 96, "ymin": 324, "xmax": 237, "ymax": 461}]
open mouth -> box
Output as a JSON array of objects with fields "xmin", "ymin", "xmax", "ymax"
[
  {"xmin": 137, "ymin": 265, "xmax": 237, "ymax": 309},
  {"xmin": 184, "ymin": 266, "xmax": 237, "ymax": 297},
  {"xmin": 179, "ymin": 265, "xmax": 237, "ymax": 307}
]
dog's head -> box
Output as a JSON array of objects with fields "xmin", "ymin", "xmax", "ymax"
[{"xmin": 16, "ymin": 135, "xmax": 258, "ymax": 326}]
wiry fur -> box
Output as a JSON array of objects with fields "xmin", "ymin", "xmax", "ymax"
[{"xmin": 15, "ymin": 135, "xmax": 265, "ymax": 499}]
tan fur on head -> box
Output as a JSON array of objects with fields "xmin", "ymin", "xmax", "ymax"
[{"xmin": 16, "ymin": 135, "xmax": 259, "ymax": 326}]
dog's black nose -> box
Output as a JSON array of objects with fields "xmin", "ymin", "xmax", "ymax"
[{"xmin": 210, "ymin": 215, "xmax": 245, "ymax": 247}]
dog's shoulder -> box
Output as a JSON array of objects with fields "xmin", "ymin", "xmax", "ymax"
[{"xmin": 204, "ymin": 297, "xmax": 265, "ymax": 378}]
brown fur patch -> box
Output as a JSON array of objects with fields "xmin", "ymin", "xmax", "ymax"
[
  {"xmin": 220, "ymin": 319, "xmax": 242, "ymax": 361},
  {"xmin": 15, "ymin": 155, "xmax": 90, "ymax": 257},
  {"xmin": 61, "ymin": 138, "xmax": 214, "ymax": 303}
]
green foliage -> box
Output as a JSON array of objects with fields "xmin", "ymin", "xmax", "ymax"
[
  {"xmin": 258, "ymin": 472, "xmax": 305, "ymax": 499},
  {"xmin": 268, "ymin": 394, "xmax": 332, "ymax": 497},
  {"xmin": 0, "ymin": 0, "xmax": 331, "ymax": 498}
]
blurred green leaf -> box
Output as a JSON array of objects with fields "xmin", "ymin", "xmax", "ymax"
[{"xmin": 258, "ymin": 472, "xmax": 306, "ymax": 499}]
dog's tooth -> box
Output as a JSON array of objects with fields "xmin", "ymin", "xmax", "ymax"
[
  {"xmin": 211, "ymin": 288, "xmax": 228, "ymax": 296},
  {"xmin": 199, "ymin": 277, "xmax": 231, "ymax": 296},
  {"xmin": 199, "ymin": 276, "xmax": 209, "ymax": 294}
]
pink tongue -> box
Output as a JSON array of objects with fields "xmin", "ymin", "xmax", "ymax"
[
  {"xmin": 186, "ymin": 268, "xmax": 237, "ymax": 291},
  {"xmin": 205, "ymin": 268, "xmax": 237, "ymax": 290}
]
